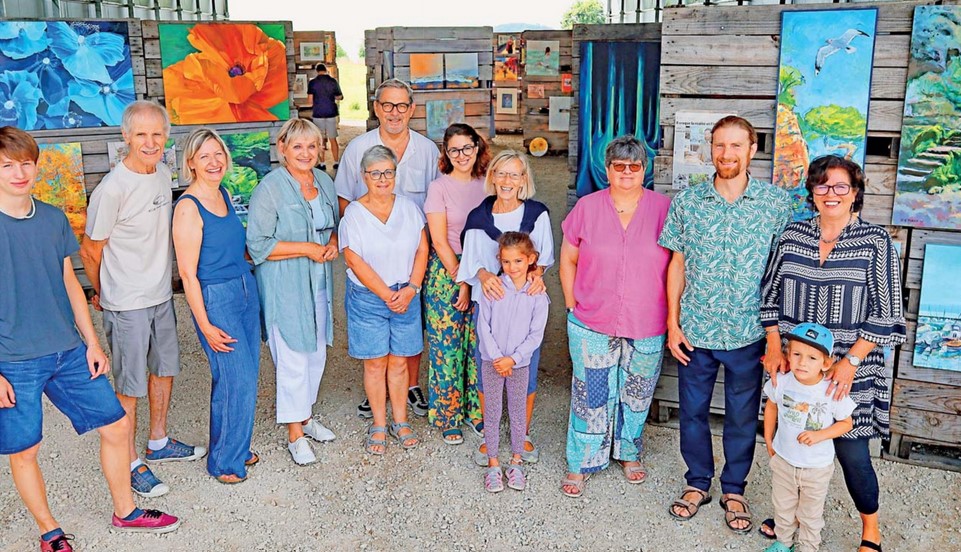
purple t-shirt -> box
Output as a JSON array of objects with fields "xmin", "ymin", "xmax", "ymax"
[
  {"xmin": 561, "ymin": 188, "xmax": 672, "ymax": 340},
  {"xmin": 423, "ymin": 174, "xmax": 487, "ymax": 254}
]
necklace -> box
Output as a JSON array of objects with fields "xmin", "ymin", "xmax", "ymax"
[
  {"xmin": 0, "ymin": 197, "xmax": 36, "ymax": 220},
  {"xmin": 612, "ymin": 192, "xmax": 641, "ymax": 214},
  {"xmin": 820, "ymin": 213, "xmax": 853, "ymax": 244}
]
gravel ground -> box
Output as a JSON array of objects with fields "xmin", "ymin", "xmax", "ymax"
[{"xmin": 2, "ymin": 125, "xmax": 960, "ymax": 551}]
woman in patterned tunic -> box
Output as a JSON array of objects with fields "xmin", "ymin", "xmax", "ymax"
[{"xmin": 760, "ymin": 155, "xmax": 906, "ymax": 552}]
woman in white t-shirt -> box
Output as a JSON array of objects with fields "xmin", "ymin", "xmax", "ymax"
[{"xmin": 339, "ymin": 145, "xmax": 429, "ymax": 455}]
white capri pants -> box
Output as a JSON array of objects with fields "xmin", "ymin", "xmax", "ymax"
[{"xmin": 268, "ymin": 288, "xmax": 329, "ymax": 424}]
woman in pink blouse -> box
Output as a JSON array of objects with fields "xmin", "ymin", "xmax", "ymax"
[{"xmin": 559, "ymin": 135, "xmax": 672, "ymax": 498}]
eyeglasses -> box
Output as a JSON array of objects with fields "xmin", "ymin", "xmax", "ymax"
[
  {"xmin": 364, "ymin": 169, "xmax": 396, "ymax": 181},
  {"xmin": 493, "ymin": 171, "xmax": 525, "ymax": 181},
  {"xmin": 812, "ymin": 183, "xmax": 852, "ymax": 196},
  {"xmin": 446, "ymin": 144, "xmax": 476, "ymax": 158},
  {"xmin": 610, "ymin": 162, "xmax": 644, "ymax": 173},
  {"xmin": 377, "ymin": 101, "xmax": 410, "ymax": 113}
]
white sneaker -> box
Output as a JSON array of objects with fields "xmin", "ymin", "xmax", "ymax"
[
  {"xmin": 302, "ymin": 419, "xmax": 336, "ymax": 442},
  {"xmin": 287, "ymin": 436, "xmax": 317, "ymax": 465}
]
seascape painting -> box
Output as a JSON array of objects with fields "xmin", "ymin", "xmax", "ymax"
[
  {"xmin": 409, "ymin": 53, "xmax": 444, "ymax": 90},
  {"xmin": 220, "ymin": 131, "xmax": 272, "ymax": 226},
  {"xmin": 913, "ymin": 243, "xmax": 961, "ymax": 372},
  {"xmin": 575, "ymin": 41, "xmax": 661, "ymax": 195},
  {"xmin": 444, "ymin": 53, "xmax": 479, "ymax": 88},
  {"xmin": 426, "ymin": 99, "xmax": 465, "ymax": 141},
  {"xmin": 892, "ymin": 6, "xmax": 961, "ymax": 231},
  {"xmin": 525, "ymin": 40, "xmax": 559, "ymax": 77},
  {"xmin": 773, "ymin": 8, "xmax": 878, "ymax": 221},
  {"xmin": 34, "ymin": 143, "xmax": 86, "ymax": 240},
  {"xmin": 159, "ymin": 22, "xmax": 289, "ymax": 125},
  {"xmin": 0, "ymin": 21, "xmax": 135, "ymax": 130}
]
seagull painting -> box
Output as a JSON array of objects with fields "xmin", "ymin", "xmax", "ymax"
[{"xmin": 814, "ymin": 29, "xmax": 870, "ymax": 75}]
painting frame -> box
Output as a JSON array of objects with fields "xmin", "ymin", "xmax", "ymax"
[
  {"xmin": 525, "ymin": 40, "xmax": 560, "ymax": 77},
  {"xmin": 293, "ymin": 73, "xmax": 309, "ymax": 99},
  {"xmin": 409, "ymin": 53, "xmax": 444, "ymax": 90},
  {"xmin": 496, "ymin": 89, "xmax": 517, "ymax": 115},
  {"xmin": 34, "ymin": 143, "xmax": 86, "ymax": 241},
  {"xmin": 548, "ymin": 96, "xmax": 572, "ymax": 132},
  {"xmin": 913, "ymin": 243, "xmax": 961, "ymax": 372},
  {"xmin": 299, "ymin": 41, "xmax": 325, "ymax": 62},
  {"xmin": 444, "ymin": 52, "xmax": 479, "ymax": 89}
]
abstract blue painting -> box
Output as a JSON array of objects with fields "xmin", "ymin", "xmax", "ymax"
[
  {"xmin": 575, "ymin": 41, "xmax": 661, "ymax": 195},
  {"xmin": 0, "ymin": 21, "xmax": 135, "ymax": 130}
]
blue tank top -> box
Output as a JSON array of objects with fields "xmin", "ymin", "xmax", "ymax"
[{"xmin": 179, "ymin": 187, "xmax": 251, "ymax": 285}]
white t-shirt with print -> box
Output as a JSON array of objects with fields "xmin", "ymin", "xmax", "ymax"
[{"xmin": 764, "ymin": 372, "xmax": 856, "ymax": 469}]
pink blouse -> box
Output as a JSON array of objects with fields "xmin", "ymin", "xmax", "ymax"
[
  {"xmin": 561, "ymin": 188, "xmax": 672, "ymax": 340},
  {"xmin": 423, "ymin": 174, "xmax": 487, "ymax": 254}
]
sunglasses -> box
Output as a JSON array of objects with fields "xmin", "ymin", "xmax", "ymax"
[{"xmin": 610, "ymin": 162, "xmax": 644, "ymax": 173}]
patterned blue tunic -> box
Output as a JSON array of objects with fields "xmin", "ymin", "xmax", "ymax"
[{"xmin": 760, "ymin": 216, "xmax": 906, "ymax": 439}]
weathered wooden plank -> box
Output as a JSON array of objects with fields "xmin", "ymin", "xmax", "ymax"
[
  {"xmin": 143, "ymin": 39, "xmax": 160, "ymax": 60},
  {"xmin": 661, "ymin": 34, "xmax": 909, "ymax": 68},
  {"xmin": 889, "ymin": 406, "xmax": 961, "ymax": 444},
  {"xmin": 907, "ymin": 229, "xmax": 961, "ymax": 260},
  {"xmin": 893, "ymin": 380, "xmax": 961, "ymax": 416},
  {"xmin": 408, "ymin": 116, "xmax": 490, "ymax": 134},
  {"xmin": 412, "ymin": 102, "xmax": 490, "ymax": 119},
  {"xmin": 572, "ymin": 22, "xmax": 662, "ymax": 42},
  {"xmin": 660, "ymin": 66, "xmax": 907, "ymax": 100},
  {"xmin": 396, "ymin": 39, "xmax": 493, "ymax": 54},
  {"xmin": 391, "ymin": 27, "xmax": 493, "ymax": 41},
  {"xmin": 411, "ymin": 89, "xmax": 492, "ymax": 103},
  {"xmin": 898, "ymin": 350, "xmax": 961, "ymax": 386}
]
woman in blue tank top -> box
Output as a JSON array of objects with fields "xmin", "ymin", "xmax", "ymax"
[{"xmin": 172, "ymin": 128, "xmax": 261, "ymax": 484}]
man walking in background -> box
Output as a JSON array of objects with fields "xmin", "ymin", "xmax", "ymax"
[{"xmin": 307, "ymin": 63, "xmax": 344, "ymax": 171}]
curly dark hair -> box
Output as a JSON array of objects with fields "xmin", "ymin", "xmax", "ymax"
[
  {"xmin": 805, "ymin": 155, "xmax": 865, "ymax": 213},
  {"xmin": 438, "ymin": 123, "xmax": 490, "ymax": 179}
]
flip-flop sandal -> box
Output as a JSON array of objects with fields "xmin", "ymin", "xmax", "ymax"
[
  {"xmin": 442, "ymin": 428, "xmax": 464, "ymax": 446},
  {"xmin": 720, "ymin": 493, "xmax": 754, "ymax": 534},
  {"xmin": 245, "ymin": 452, "xmax": 260, "ymax": 466},
  {"xmin": 560, "ymin": 473, "xmax": 592, "ymax": 498},
  {"xmin": 759, "ymin": 518, "xmax": 776, "ymax": 539},
  {"xmin": 365, "ymin": 425, "xmax": 387, "ymax": 456},
  {"xmin": 619, "ymin": 461, "xmax": 647, "ymax": 485},
  {"xmin": 669, "ymin": 486, "xmax": 712, "ymax": 520},
  {"xmin": 859, "ymin": 540, "xmax": 882, "ymax": 552},
  {"xmin": 389, "ymin": 422, "xmax": 419, "ymax": 450}
]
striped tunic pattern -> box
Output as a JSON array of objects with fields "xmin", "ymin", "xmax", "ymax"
[{"xmin": 761, "ymin": 216, "xmax": 906, "ymax": 439}]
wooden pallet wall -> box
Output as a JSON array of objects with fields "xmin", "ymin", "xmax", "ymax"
[
  {"xmin": 493, "ymin": 32, "xmax": 522, "ymax": 134},
  {"xmin": 292, "ymin": 30, "xmax": 338, "ymax": 117},
  {"xmin": 363, "ymin": 26, "xmax": 494, "ymax": 142},
  {"xmin": 520, "ymin": 30, "xmax": 573, "ymax": 153}
]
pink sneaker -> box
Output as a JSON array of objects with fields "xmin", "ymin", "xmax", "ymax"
[
  {"xmin": 39, "ymin": 534, "xmax": 74, "ymax": 552},
  {"xmin": 111, "ymin": 509, "xmax": 181, "ymax": 534}
]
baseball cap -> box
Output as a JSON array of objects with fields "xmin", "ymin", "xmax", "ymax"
[{"xmin": 786, "ymin": 322, "xmax": 834, "ymax": 357}]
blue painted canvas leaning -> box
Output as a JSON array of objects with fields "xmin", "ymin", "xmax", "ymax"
[
  {"xmin": 0, "ymin": 21, "xmax": 135, "ymax": 130},
  {"xmin": 914, "ymin": 243, "xmax": 961, "ymax": 372},
  {"xmin": 772, "ymin": 8, "xmax": 878, "ymax": 221},
  {"xmin": 575, "ymin": 41, "xmax": 660, "ymax": 196},
  {"xmin": 892, "ymin": 6, "xmax": 961, "ymax": 231}
]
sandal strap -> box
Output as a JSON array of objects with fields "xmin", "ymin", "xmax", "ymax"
[
  {"xmin": 368, "ymin": 425, "xmax": 387, "ymax": 435},
  {"xmin": 721, "ymin": 494, "xmax": 752, "ymax": 514},
  {"xmin": 859, "ymin": 540, "xmax": 882, "ymax": 552}
]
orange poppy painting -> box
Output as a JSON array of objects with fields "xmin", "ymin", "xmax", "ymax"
[
  {"xmin": 34, "ymin": 142, "xmax": 87, "ymax": 241},
  {"xmin": 159, "ymin": 22, "xmax": 290, "ymax": 125}
]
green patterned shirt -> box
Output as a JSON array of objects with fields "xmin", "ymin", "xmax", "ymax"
[{"xmin": 658, "ymin": 177, "xmax": 791, "ymax": 351}]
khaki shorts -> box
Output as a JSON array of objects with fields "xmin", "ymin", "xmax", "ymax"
[
  {"xmin": 312, "ymin": 117, "xmax": 339, "ymax": 139},
  {"xmin": 103, "ymin": 299, "xmax": 181, "ymax": 398}
]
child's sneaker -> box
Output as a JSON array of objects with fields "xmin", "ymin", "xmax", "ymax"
[
  {"xmin": 131, "ymin": 464, "xmax": 170, "ymax": 498},
  {"xmin": 484, "ymin": 467, "xmax": 504, "ymax": 493},
  {"xmin": 111, "ymin": 509, "xmax": 181, "ymax": 534},
  {"xmin": 762, "ymin": 542, "xmax": 794, "ymax": 552},
  {"xmin": 506, "ymin": 464, "xmax": 527, "ymax": 491},
  {"xmin": 39, "ymin": 534, "xmax": 74, "ymax": 552},
  {"xmin": 407, "ymin": 386, "xmax": 428, "ymax": 417},
  {"xmin": 145, "ymin": 438, "xmax": 207, "ymax": 463}
]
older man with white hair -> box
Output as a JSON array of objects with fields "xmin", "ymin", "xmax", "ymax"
[{"xmin": 80, "ymin": 100, "xmax": 205, "ymax": 499}]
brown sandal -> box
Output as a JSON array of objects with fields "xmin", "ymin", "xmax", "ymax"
[
  {"xmin": 720, "ymin": 493, "xmax": 754, "ymax": 534},
  {"xmin": 215, "ymin": 473, "xmax": 247, "ymax": 484},
  {"xmin": 245, "ymin": 452, "xmax": 260, "ymax": 466},
  {"xmin": 619, "ymin": 461, "xmax": 647, "ymax": 484},
  {"xmin": 669, "ymin": 486, "xmax": 712, "ymax": 520}
]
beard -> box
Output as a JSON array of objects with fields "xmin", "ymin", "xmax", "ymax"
[{"xmin": 715, "ymin": 158, "xmax": 747, "ymax": 179}]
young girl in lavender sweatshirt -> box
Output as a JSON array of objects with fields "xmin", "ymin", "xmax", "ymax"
[{"xmin": 476, "ymin": 232, "xmax": 550, "ymax": 493}]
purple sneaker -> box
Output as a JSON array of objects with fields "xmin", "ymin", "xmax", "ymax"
[
  {"xmin": 145, "ymin": 438, "xmax": 207, "ymax": 463},
  {"xmin": 39, "ymin": 534, "xmax": 74, "ymax": 552},
  {"xmin": 111, "ymin": 509, "xmax": 181, "ymax": 534}
]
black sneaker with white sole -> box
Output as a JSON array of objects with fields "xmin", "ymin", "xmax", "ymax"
[
  {"xmin": 356, "ymin": 398, "xmax": 373, "ymax": 419},
  {"xmin": 407, "ymin": 386, "xmax": 428, "ymax": 417}
]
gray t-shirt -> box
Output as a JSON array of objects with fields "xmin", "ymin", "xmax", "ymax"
[
  {"xmin": 85, "ymin": 161, "xmax": 173, "ymax": 311},
  {"xmin": 0, "ymin": 201, "xmax": 83, "ymax": 361}
]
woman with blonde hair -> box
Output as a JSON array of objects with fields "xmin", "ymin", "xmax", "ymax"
[
  {"xmin": 172, "ymin": 128, "xmax": 260, "ymax": 483},
  {"xmin": 247, "ymin": 118, "xmax": 339, "ymax": 466}
]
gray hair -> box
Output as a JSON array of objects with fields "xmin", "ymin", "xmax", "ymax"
[
  {"xmin": 604, "ymin": 135, "xmax": 648, "ymax": 168},
  {"xmin": 360, "ymin": 145, "xmax": 397, "ymax": 172},
  {"xmin": 180, "ymin": 128, "xmax": 232, "ymax": 185},
  {"xmin": 121, "ymin": 100, "xmax": 170, "ymax": 136},
  {"xmin": 375, "ymin": 78, "xmax": 414, "ymax": 103}
]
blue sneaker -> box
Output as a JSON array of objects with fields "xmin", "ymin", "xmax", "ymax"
[
  {"xmin": 145, "ymin": 438, "xmax": 207, "ymax": 463},
  {"xmin": 131, "ymin": 464, "xmax": 170, "ymax": 498}
]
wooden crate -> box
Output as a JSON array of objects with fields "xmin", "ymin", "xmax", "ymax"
[
  {"xmin": 520, "ymin": 30, "xmax": 573, "ymax": 153},
  {"xmin": 292, "ymin": 30, "xmax": 338, "ymax": 117},
  {"xmin": 363, "ymin": 26, "xmax": 494, "ymax": 141}
]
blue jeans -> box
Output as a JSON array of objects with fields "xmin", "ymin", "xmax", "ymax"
[
  {"xmin": 679, "ymin": 339, "xmax": 765, "ymax": 495},
  {"xmin": 193, "ymin": 272, "xmax": 261, "ymax": 478}
]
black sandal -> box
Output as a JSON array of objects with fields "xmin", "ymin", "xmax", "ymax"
[
  {"xmin": 859, "ymin": 540, "xmax": 882, "ymax": 552},
  {"xmin": 759, "ymin": 518, "xmax": 776, "ymax": 539}
]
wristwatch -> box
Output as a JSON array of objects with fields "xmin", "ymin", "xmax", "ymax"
[
  {"xmin": 844, "ymin": 353, "xmax": 862, "ymax": 367},
  {"xmin": 409, "ymin": 284, "xmax": 421, "ymax": 294},
  {"xmin": 566, "ymin": 307, "xmax": 575, "ymax": 313}
]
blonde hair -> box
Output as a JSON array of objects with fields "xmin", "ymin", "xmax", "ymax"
[
  {"xmin": 180, "ymin": 128, "xmax": 232, "ymax": 185},
  {"xmin": 277, "ymin": 118, "xmax": 323, "ymax": 167},
  {"xmin": 483, "ymin": 149, "xmax": 536, "ymax": 200}
]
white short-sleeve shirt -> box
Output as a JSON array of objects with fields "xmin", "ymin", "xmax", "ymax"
[
  {"xmin": 338, "ymin": 195, "xmax": 426, "ymax": 288},
  {"xmin": 84, "ymin": 161, "xmax": 173, "ymax": 311},
  {"xmin": 333, "ymin": 128, "xmax": 439, "ymax": 211}
]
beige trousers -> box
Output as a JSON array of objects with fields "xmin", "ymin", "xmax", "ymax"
[{"xmin": 770, "ymin": 453, "xmax": 835, "ymax": 552}]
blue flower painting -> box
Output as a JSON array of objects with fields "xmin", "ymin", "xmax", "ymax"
[{"xmin": 0, "ymin": 21, "xmax": 135, "ymax": 130}]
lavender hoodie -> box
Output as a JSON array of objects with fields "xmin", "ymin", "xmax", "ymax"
[{"xmin": 476, "ymin": 274, "xmax": 550, "ymax": 366}]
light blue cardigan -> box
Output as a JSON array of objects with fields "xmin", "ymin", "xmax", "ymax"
[{"xmin": 246, "ymin": 167, "xmax": 337, "ymax": 351}]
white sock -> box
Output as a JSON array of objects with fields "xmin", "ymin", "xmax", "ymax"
[
  {"xmin": 148, "ymin": 437, "xmax": 169, "ymax": 451},
  {"xmin": 130, "ymin": 458, "xmax": 144, "ymax": 471},
  {"xmin": 408, "ymin": 385, "xmax": 418, "ymax": 391}
]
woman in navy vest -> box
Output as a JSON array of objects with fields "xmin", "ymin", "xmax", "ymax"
[
  {"xmin": 457, "ymin": 149, "xmax": 554, "ymax": 465},
  {"xmin": 172, "ymin": 128, "xmax": 261, "ymax": 484}
]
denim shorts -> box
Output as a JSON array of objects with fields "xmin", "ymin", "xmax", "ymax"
[
  {"xmin": 0, "ymin": 345, "xmax": 126, "ymax": 454},
  {"xmin": 345, "ymin": 279, "xmax": 424, "ymax": 359}
]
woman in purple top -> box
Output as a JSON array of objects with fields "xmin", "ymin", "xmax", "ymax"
[{"xmin": 559, "ymin": 135, "xmax": 672, "ymax": 498}]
